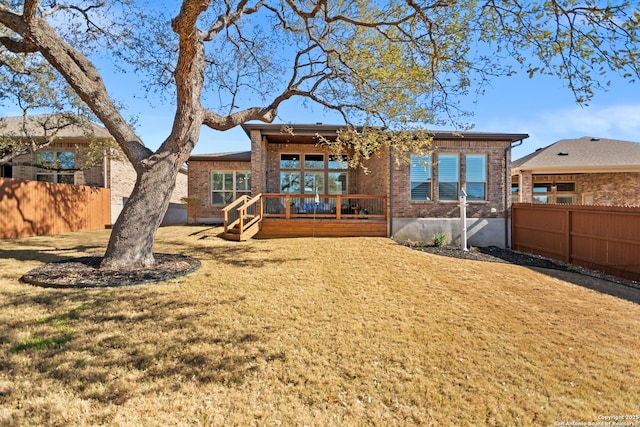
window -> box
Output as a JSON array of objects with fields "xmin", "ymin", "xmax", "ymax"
[
  {"xmin": 438, "ymin": 153, "xmax": 459, "ymax": 201},
  {"xmin": 465, "ymin": 154, "xmax": 487, "ymax": 201},
  {"xmin": 235, "ymin": 172, "xmax": 251, "ymax": 197},
  {"xmin": 328, "ymin": 154, "xmax": 348, "ymax": 169},
  {"xmin": 328, "ymin": 172, "xmax": 348, "ymax": 194},
  {"xmin": 280, "ymin": 154, "xmax": 300, "ymax": 169},
  {"xmin": 556, "ymin": 195, "xmax": 575, "ymax": 204},
  {"xmin": 328, "ymin": 155, "xmax": 348, "ymax": 194},
  {"xmin": 304, "ymin": 171, "xmax": 324, "ymax": 194},
  {"xmin": 511, "ymin": 182, "xmax": 520, "ymax": 203},
  {"xmin": 280, "ymin": 152, "xmax": 348, "ymax": 195},
  {"xmin": 533, "ymin": 182, "xmax": 575, "ymax": 204},
  {"xmin": 304, "ymin": 154, "xmax": 324, "ymax": 169},
  {"xmin": 36, "ymin": 151, "xmax": 75, "ymax": 184},
  {"xmin": 0, "ymin": 164, "xmax": 11, "ymax": 178},
  {"xmin": 533, "ymin": 183, "xmax": 552, "ymax": 203},
  {"xmin": 410, "ymin": 154, "xmax": 432, "ymax": 201},
  {"xmin": 280, "ymin": 172, "xmax": 300, "ymax": 193},
  {"xmin": 211, "ymin": 171, "xmax": 251, "ymax": 205},
  {"xmin": 556, "ymin": 182, "xmax": 576, "ymax": 204}
]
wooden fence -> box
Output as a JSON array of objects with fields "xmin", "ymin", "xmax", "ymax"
[
  {"xmin": 512, "ymin": 203, "xmax": 640, "ymax": 281},
  {"xmin": 0, "ymin": 177, "xmax": 111, "ymax": 239}
]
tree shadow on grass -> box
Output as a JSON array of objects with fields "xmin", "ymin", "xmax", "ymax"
[
  {"xmin": 160, "ymin": 237, "xmax": 305, "ymax": 268},
  {"xmin": 0, "ymin": 245, "xmax": 104, "ymax": 264},
  {"xmin": 474, "ymin": 247, "xmax": 640, "ymax": 305},
  {"xmin": 528, "ymin": 267, "xmax": 640, "ymax": 304},
  {"xmin": 0, "ymin": 287, "xmax": 285, "ymax": 407}
]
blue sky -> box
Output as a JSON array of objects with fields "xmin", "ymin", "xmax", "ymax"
[
  {"xmin": 124, "ymin": 69, "xmax": 639, "ymax": 161},
  {"xmin": 3, "ymin": 13, "xmax": 638, "ymax": 163},
  {"xmin": 4, "ymin": 60, "xmax": 637, "ymax": 161}
]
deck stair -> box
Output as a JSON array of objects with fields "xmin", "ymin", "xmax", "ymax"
[{"xmin": 222, "ymin": 194, "xmax": 263, "ymax": 241}]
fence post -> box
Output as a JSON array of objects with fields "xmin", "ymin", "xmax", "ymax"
[{"xmin": 565, "ymin": 208, "xmax": 572, "ymax": 263}]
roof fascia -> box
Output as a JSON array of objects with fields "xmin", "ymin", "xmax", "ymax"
[
  {"xmin": 512, "ymin": 165, "xmax": 640, "ymax": 175},
  {"xmin": 241, "ymin": 123, "xmax": 528, "ymax": 142}
]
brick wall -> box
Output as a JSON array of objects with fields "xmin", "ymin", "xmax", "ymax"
[
  {"xmin": 250, "ymin": 130, "xmax": 265, "ymax": 194},
  {"xmin": 392, "ymin": 139, "xmax": 511, "ymax": 219},
  {"xmin": 187, "ymin": 158, "xmax": 252, "ymax": 222},
  {"xmin": 357, "ymin": 147, "xmax": 390, "ymax": 195},
  {"xmin": 173, "ymin": 169, "xmax": 188, "ymax": 203},
  {"xmin": 579, "ymin": 172, "xmax": 640, "ymax": 206},
  {"xmin": 261, "ymin": 142, "xmax": 358, "ymax": 194},
  {"xmin": 108, "ymin": 152, "xmax": 136, "ymax": 207},
  {"xmin": 11, "ymin": 142, "xmax": 105, "ymax": 187},
  {"xmin": 515, "ymin": 171, "xmax": 640, "ymax": 206}
]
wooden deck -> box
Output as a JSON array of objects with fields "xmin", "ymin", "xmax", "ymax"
[
  {"xmin": 222, "ymin": 193, "xmax": 388, "ymax": 240},
  {"xmin": 256, "ymin": 218, "xmax": 388, "ymax": 238}
]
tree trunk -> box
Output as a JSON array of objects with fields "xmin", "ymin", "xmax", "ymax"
[{"xmin": 101, "ymin": 151, "xmax": 183, "ymax": 269}]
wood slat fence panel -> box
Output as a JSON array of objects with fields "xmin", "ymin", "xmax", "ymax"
[
  {"xmin": 0, "ymin": 177, "xmax": 111, "ymax": 239},
  {"xmin": 512, "ymin": 203, "xmax": 640, "ymax": 281}
]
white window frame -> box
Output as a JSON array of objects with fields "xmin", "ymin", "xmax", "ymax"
[
  {"xmin": 410, "ymin": 154, "xmax": 432, "ymax": 201},
  {"xmin": 35, "ymin": 151, "xmax": 75, "ymax": 184},
  {"xmin": 465, "ymin": 154, "xmax": 487, "ymax": 201},
  {"xmin": 437, "ymin": 153, "xmax": 459, "ymax": 201},
  {"xmin": 210, "ymin": 171, "xmax": 251, "ymax": 206}
]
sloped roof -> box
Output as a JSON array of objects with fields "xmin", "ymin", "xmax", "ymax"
[
  {"xmin": 241, "ymin": 123, "xmax": 528, "ymax": 144},
  {"xmin": 1, "ymin": 114, "xmax": 113, "ymax": 140},
  {"xmin": 188, "ymin": 151, "xmax": 251, "ymax": 162},
  {"xmin": 512, "ymin": 136, "xmax": 640, "ymax": 174}
]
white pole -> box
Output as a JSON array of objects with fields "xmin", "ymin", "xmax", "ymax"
[{"xmin": 459, "ymin": 189, "xmax": 468, "ymax": 251}]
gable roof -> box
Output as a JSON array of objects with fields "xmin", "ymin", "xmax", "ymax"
[
  {"xmin": 512, "ymin": 136, "xmax": 640, "ymax": 174},
  {"xmin": 1, "ymin": 114, "xmax": 113, "ymax": 140}
]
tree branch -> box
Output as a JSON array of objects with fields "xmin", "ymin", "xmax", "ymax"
[{"xmin": 202, "ymin": 0, "xmax": 265, "ymax": 42}]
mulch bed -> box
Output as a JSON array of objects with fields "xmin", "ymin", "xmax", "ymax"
[{"xmin": 20, "ymin": 254, "xmax": 201, "ymax": 288}]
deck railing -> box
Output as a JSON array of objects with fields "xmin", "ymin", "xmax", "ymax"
[
  {"xmin": 262, "ymin": 194, "xmax": 387, "ymax": 220},
  {"xmin": 222, "ymin": 193, "xmax": 263, "ymax": 239}
]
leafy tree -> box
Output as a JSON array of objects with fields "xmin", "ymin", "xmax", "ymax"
[
  {"xmin": 0, "ymin": 113, "xmax": 116, "ymax": 170},
  {"xmin": 0, "ymin": 0, "xmax": 638, "ymax": 269}
]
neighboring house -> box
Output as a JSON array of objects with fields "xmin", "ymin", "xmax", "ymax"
[
  {"xmin": 188, "ymin": 123, "xmax": 528, "ymax": 247},
  {"xmin": 1, "ymin": 114, "xmax": 188, "ymax": 224},
  {"xmin": 511, "ymin": 136, "xmax": 640, "ymax": 206}
]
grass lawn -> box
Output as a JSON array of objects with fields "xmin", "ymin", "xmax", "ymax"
[{"xmin": 1, "ymin": 226, "xmax": 639, "ymax": 426}]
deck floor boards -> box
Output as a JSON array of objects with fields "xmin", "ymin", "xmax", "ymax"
[{"xmin": 255, "ymin": 218, "xmax": 387, "ymax": 238}]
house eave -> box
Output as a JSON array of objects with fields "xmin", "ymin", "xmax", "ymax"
[
  {"xmin": 512, "ymin": 165, "xmax": 640, "ymax": 175},
  {"xmin": 241, "ymin": 123, "xmax": 528, "ymax": 143},
  {"xmin": 188, "ymin": 151, "xmax": 252, "ymax": 162}
]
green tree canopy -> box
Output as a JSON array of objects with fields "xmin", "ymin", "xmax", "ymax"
[{"xmin": 1, "ymin": 0, "xmax": 638, "ymax": 268}]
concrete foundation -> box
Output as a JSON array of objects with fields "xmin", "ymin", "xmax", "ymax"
[{"xmin": 391, "ymin": 217, "xmax": 507, "ymax": 248}]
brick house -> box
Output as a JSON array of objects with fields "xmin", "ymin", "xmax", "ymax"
[
  {"xmin": 1, "ymin": 114, "xmax": 188, "ymax": 224},
  {"xmin": 511, "ymin": 136, "xmax": 640, "ymax": 206},
  {"xmin": 188, "ymin": 123, "xmax": 528, "ymax": 247}
]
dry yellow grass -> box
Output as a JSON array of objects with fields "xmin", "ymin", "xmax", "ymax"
[{"xmin": 1, "ymin": 226, "xmax": 639, "ymax": 426}]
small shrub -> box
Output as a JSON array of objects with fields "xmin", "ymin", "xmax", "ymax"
[
  {"xmin": 432, "ymin": 232, "xmax": 448, "ymax": 248},
  {"xmin": 405, "ymin": 239, "xmax": 427, "ymax": 251}
]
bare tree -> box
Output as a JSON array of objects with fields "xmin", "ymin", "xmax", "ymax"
[{"xmin": 1, "ymin": 0, "xmax": 638, "ymax": 268}]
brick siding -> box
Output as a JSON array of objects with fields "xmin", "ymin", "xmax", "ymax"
[
  {"xmin": 190, "ymin": 137, "xmax": 513, "ymax": 222},
  {"xmin": 516, "ymin": 171, "xmax": 640, "ymax": 206},
  {"xmin": 187, "ymin": 158, "xmax": 252, "ymax": 222},
  {"xmin": 11, "ymin": 142, "xmax": 106, "ymax": 187},
  {"xmin": 392, "ymin": 139, "xmax": 511, "ymax": 219}
]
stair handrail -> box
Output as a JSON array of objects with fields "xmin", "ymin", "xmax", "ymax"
[
  {"xmin": 223, "ymin": 194, "xmax": 263, "ymax": 239},
  {"xmin": 223, "ymin": 195, "xmax": 249, "ymax": 234}
]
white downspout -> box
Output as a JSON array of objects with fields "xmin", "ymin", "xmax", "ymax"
[{"xmin": 505, "ymin": 139, "xmax": 524, "ymax": 248}]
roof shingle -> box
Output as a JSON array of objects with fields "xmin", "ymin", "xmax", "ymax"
[{"xmin": 512, "ymin": 136, "xmax": 640, "ymax": 173}]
